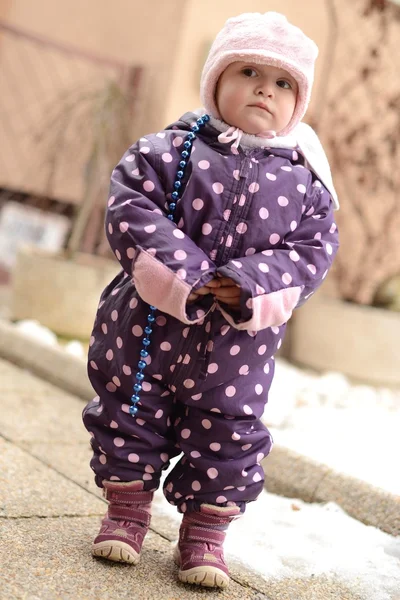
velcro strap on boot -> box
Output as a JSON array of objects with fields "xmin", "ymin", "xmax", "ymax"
[
  {"xmin": 105, "ymin": 488, "xmax": 153, "ymax": 505},
  {"xmin": 108, "ymin": 505, "xmax": 151, "ymax": 527},
  {"xmin": 183, "ymin": 525, "xmax": 225, "ymax": 545}
]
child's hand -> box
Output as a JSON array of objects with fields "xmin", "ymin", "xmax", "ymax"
[
  {"xmin": 187, "ymin": 279, "xmax": 221, "ymax": 304},
  {"xmin": 213, "ymin": 277, "xmax": 241, "ymax": 309}
]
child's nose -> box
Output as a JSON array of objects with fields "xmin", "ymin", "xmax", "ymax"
[{"xmin": 256, "ymin": 79, "xmax": 274, "ymax": 97}]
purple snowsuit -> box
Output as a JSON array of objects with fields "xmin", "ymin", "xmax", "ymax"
[{"xmin": 83, "ymin": 112, "xmax": 339, "ymax": 514}]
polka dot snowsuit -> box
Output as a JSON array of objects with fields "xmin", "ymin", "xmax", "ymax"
[{"xmin": 83, "ymin": 112, "xmax": 339, "ymax": 514}]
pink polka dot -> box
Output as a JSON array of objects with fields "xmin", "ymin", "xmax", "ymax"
[
  {"xmin": 156, "ymin": 316, "xmax": 166, "ymax": 326},
  {"xmin": 99, "ymin": 455, "xmax": 107, "ymax": 464},
  {"xmin": 249, "ymin": 182, "xmax": 260, "ymax": 193},
  {"xmin": 212, "ymin": 182, "xmax": 224, "ymax": 194},
  {"xmin": 236, "ymin": 222, "xmax": 247, "ymax": 234},
  {"xmin": 106, "ymin": 350, "xmax": 114, "ymax": 360},
  {"xmin": 230, "ymin": 345, "xmax": 240, "ymax": 356},
  {"xmin": 192, "ymin": 480, "xmax": 201, "ymax": 491},
  {"xmin": 272, "ymin": 326, "xmax": 279, "ymax": 334},
  {"xmin": 177, "ymin": 269, "xmax": 187, "ymax": 280},
  {"xmin": 191, "ymin": 393, "xmax": 202, "ymax": 401},
  {"xmin": 225, "ymin": 386, "xmax": 236, "ymax": 397},
  {"xmin": 142, "ymin": 381, "xmax": 152, "ymax": 392},
  {"xmin": 160, "ymin": 341, "xmax": 171, "ymax": 351},
  {"xmin": 122, "ymin": 365, "xmax": 132, "ymax": 375},
  {"xmin": 143, "ymin": 180, "xmax": 155, "ymax": 192},
  {"xmin": 207, "ymin": 363, "xmax": 218, "ymax": 374},
  {"xmin": 101, "ymin": 323, "xmax": 108, "ymax": 334},
  {"xmin": 307, "ymin": 264, "xmax": 317, "ymax": 274},
  {"xmin": 239, "ymin": 365, "xmax": 249, "ymax": 375},
  {"xmin": 108, "ymin": 196, "xmax": 115, "ymax": 207},
  {"xmin": 264, "ymin": 363, "xmax": 270, "ymax": 374},
  {"xmin": 210, "ymin": 443, "xmax": 221, "ymax": 451},
  {"xmin": 232, "ymin": 432, "xmax": 241, "ymax": 441},
  {"xmin": 297, "ymin": 184, "xmax": 306, "ymax": 193},
  {"xmin": 119, "ymin": 222, "xmax": 129, "ymax": 233},
  {"xmin": 216, "ymin": 496, "xmax": 227, "ymax": 503},
  {"xmin": 281, "ymin": 165, "xmax": 292, "ymax": 171},
  {"xmin": 115, "ymin": 250, "xmax": 121, "ymax": 260},
  {"xmin": 111, "ymin": 310, "xmax": 118, "ymax": 322},
  {"xmin": 256, "ymin": 284, "xmax": 265, "ymax": 295},
  {"xmin": 207, "ymin": 468, "xmax": 218, "ymax": 479},
  {"xmin": 259, "ymin": 207, "xmax": 269, "ymax": 219},
  {"xmin": 113, "ymin": 437, "xmax": 125, "ymax": 447},
  {"xmin": 258, "ymin": 344, "xmax": 267, "ymax": 355},
  {"xmin": 129, "ymin": 298, "xmax": 138, "ymax": 310},
  {"xmin": 255, "ymin": 384, "xmax": 263, "ymax": 395},
  {"xmin": 202, "ymin": 223, "xmax": 212, "ymax": 235},
  {"xmin": 266, "ymin": 173, "xmax": 277, "ymax": 181},
  {"xmin": 125, "ymin": 154, "xmax": 135, "ymax": 162},
  {"xmin": 183, "ymin": 379, "xmax": 195, "ymax": 388},
  {"xmin": 173, "ymin": 228, "xmax": 185, "ymax": 240},
  {"xmin": 326, "ymin": 243, "xmax": 333, "ymax": 255},
  {"xmin": 174, "ymin": 250, "xmax": 187, "ymax": 260},
  {"xmin": 243, "ymin": 405, "xmax": 253, "ymax": 415},
  {"xmin": 253, "ymin": 472, "xmax": 262, "ymax": 483},
  {"xmin": 132, "ymin": 325, "xmax": 143, "ymax": 337},
  {"xmin": 263, "ymin": 249, "xmax": 274, "ymax": 256},
  {"xmin": 202, "ymin": 419, "xmax": 212, "ymax": 429},
  {"xmin": 258, "ymin": 263, "xmax": 269, "ymax": 273},
  {"xmin": 292, "ymin": 150, "xmax": 298, "ymax": 160},
  {"xmin": 221, "ymin": 325, "xmax": 230, "ymax": 336},
  {"xmin": 278, "ymin": 196, "xmax": 289, "ymax": 206},
  {"xmin": 289, "ymin": 250, "xmax": 300, "ymax": 262},
  {"xmin": 198, "ymin": 160, "xmax": 210, "ymax": 170},
  {"xmin": 162, "ymin": 152, "xmax": 173, "ymax": 162},
  {"xmin": 233, "ymin": 169, "xmax": 240, "ymax": 181},
  {"xmin": 160, "ymin": 453, "xmax": 169, "ymax": 462},
  {"xmin": 239, "ymin": 194, "xmax": 246, "ymax": 206},
  {"xmin": 223, "ymin": 209, "xmax": 231, "ymax": 222},
  {"xmin": 181, "ymin": 428, "xmax": 191, "ymax": 439},
  {"xmin": 112, "ymin": 376, "xmax": 121, "ymax": 387},
  {"xmin": 181, "ymin": 502, "xmax": 187, "ymax": 513},
  {"xmin": 246, "ymin": 247, "xmax": 256, "ymax": 256},
  {"xmin": 173, "ymin": 136, "xmax": 183, "ymax": 147},
  {"xmin": 242, "ymin": 444, "xmax": 252, "ymax": 451},
  {"xmin": 282, "ymin": 273, "xmax": 292, "ymax": 285},
  {"xmin": 191, "ymin": 451, "xmax": 201, "ymax": 459},
  {"xmin": 144, "ymin": 224, "xmax": 156, "ymax": 234},
  {"xmin": 145, "ymin": 465, "xmax": 155, "ymax": 473},
  {"xmin": 290, "ymin": 221, "xmax": 298, "ymax": 232},
  {"xmin": 128, "ymin": 453, "xmax": 139, "ymax": 463},
  {"xmin": 140, "ymin": 146, "xmax": 150, "ymax": 154},
  {"xmin": 269, "ymin": 233, "xmax": 280, "ymax": 245},
  {"xmin": 90, "ymin": 336, "xmax": 95, "ymax": 347}
]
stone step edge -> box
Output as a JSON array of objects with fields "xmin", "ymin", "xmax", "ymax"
[{"xmin": 0, "ymin": 319, "xmax": 398, "ymax": 537}]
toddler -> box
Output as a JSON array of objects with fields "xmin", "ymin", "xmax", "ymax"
[{"xmin": 83, "ymin": 12, "xmax": 339, "ymax": 589}]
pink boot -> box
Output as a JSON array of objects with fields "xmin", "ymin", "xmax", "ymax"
[
  {"xmin": 92, "ymin": 480, "xmax": 153, "ymax": 565},
  {"xmin": 174, "ymin": 504, "xmax": 240, "ymax": 589}
]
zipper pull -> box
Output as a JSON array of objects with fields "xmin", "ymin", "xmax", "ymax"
[{"xmin": 239, "ymin": 157, "xmax": 251, "ymax": 179}]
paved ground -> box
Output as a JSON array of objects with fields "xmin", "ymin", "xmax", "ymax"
[{"xmin": 0, "ymin": 357, "xmax": 372, "ymax": 599}]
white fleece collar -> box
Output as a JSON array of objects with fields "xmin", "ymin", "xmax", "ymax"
[{"xmin": 191, "ymin": 109, "xmax": 339, "ymax": 210}]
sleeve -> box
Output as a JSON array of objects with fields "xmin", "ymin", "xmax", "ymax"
[
  {"xmin": 106, "ymin": 135, "xmax": 217, "ymax": 324},
  {"xmin": 217, "ymin": 179, "xmax": 339, "ymax": 331}
]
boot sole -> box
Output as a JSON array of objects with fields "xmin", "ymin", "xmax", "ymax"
[
  {"xmin": 92, "ymin": 540, "xmax": 139, "ymax": 565},
  {"xmin": 173, "ymin": 545, "xmax": 229, "ymax": 589}
]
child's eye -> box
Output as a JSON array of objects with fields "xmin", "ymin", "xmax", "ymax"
[
  {"xmin": 277, "ymin": 79, "xmax": 292, "ymax": 89},
  {"xmin": 242, "ymin": 68, "xmax": 257, "ymax": 78}
]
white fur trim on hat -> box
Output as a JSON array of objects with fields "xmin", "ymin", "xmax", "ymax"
[{"xmin": 200, "ymin": 12, "xmax": 318, "ymax": 136}]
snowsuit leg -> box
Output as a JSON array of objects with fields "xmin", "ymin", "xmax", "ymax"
[
  {"xmin": 83, "ymin": 371, "xmax": 181, "ymax": 489},
  {"xmin": 163, "ymin": 358, "xmax": 275, "ymax": 513}
]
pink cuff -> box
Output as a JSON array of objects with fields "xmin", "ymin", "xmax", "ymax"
[
  {"xmin": 132, "ymin": 249, "xmax": 212, "ymax": 324},
  {"xmin": 219, "ymin": 286, "xmax": 302, "ymax": 331}
]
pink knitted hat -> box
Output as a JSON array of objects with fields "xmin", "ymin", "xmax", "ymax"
[{"xmin": 200, "ymin": 12, "xmax": 319, "ymax": 136}]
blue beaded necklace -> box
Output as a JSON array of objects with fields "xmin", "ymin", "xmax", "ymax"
[{"xmin": 129, "ymin": 114, "xmax": 210, "ymax": 417}]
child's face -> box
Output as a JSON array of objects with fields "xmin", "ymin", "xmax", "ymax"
[{"xmin": 216, "ymin": 62, "xmax": 298, "ymax": 135}]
